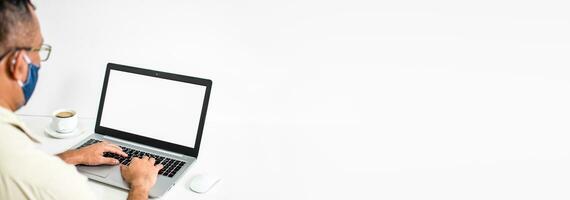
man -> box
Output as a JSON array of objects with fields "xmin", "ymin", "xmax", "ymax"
[{"xmin": 0, "ymin": 1, "xmax": 162, "ymax": 199}]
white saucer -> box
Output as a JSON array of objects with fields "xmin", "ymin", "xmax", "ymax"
[{"xmin": 44, "ymin": 127, "xmax": 86, "ymax": 139}]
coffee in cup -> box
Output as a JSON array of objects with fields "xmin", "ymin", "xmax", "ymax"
[{"xmin": 55, "ymin": 111, "xmax": 75, "ymax": 118}]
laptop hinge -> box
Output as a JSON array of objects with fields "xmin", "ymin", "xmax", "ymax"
[{"xmin": 102, "ymin": 135, "xmax": 186, "ymax": 159}]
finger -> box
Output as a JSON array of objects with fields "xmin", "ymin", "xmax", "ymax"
[
  {"xmin": 106, "ymin": 143, "xmax": 123, "ymax": 152},
  {"xmin": 101, "ymin": 157, "xmax": 120, "ymax": 165},
  {"xmin": 103, "ymin": 143, "xmax": 125, "ymax": 153},
  {"xmin": 120, "ymin": 165, "xmax": 127, "ymax": 175},
  {"xmin": 142, "ymin": 156, "xmax": 151, "ymax": 161},
  {"xmin": 149, "ymin": 157, "xmax": 156, "ymax": 164},
  {"xmin": 153, "ymin": 164, "xmax": 163, "ymax": 174},
  {"xmin": 100, "ymin": 141, "xmax": 122, "ymax": 150},
  {"xmin": 103, "ymin": 146, "xmax": 128, "ymax": 157}
]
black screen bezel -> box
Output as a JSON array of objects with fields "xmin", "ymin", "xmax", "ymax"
[{"xmin": 95, "ymin": 63, "xmax": 212, "ymax": 158}]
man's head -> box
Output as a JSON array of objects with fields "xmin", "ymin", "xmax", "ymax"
[{"xmin": 0, "ymin": 0, "xmax": 44, "ymax": 111}]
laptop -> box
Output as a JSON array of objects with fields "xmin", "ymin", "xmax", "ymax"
[{"xmin": 69, "ymin": 63, "xmax": 212, "ymax": 198}]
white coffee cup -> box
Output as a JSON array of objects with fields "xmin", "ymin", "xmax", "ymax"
[{"xmin": 51, "ymin": 109, "xmax": 78, "ymax": 133}]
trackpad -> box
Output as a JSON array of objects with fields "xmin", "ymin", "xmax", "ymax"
[{"xmin": 77, "ymin": 165, "xmax": 115, "ymax": 178}]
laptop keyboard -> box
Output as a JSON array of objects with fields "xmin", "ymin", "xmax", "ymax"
[{"xmin": 76, "ymin": 139, "xmax": 186, "ymax": 177}]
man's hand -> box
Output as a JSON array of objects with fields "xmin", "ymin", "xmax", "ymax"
[
  {"xmin": 121, "ymin": 156, "xmax": 163, "ymax": 200},
  {"xmin": 57, "ymin": 141, "xmax": 128, "ymax": 165}
]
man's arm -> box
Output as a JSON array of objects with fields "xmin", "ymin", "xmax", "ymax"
[
  {"xmin": 56, "ymin": 142, "xmax": 161, "ymax": 200},
  {"xmin": 56, "ymin": 150, "xmax": 82, "ymax": 165},
  {"xmin": 121, "ymin": 156, "xmax": 164, "ymax": 200},
  {"xmin": 127, "ymin": 186, "xmax": 150, "ymax": 200},
  {"xmin": 56, "ymin": 141, "xmax": 128, "ymax": 165}
]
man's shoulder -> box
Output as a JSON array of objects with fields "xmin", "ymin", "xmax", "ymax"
[
  {"xmin": 0, "ymin": 122, "xmax": 78, "ymax": 183},
  {"xmin": 0, "ymin": 123, "xmax": 96, "ymax": 200},
  {"xmin": 0, "ymin": 120, "xmax": 34, "ymax": 140},
  {"xmin": 0, "ymin": 122, "xmax": 36, "ymax": 158},
  {"xmin": 0, "ymin": 159, "xmax": 96, "ymax": 200},
  {"xmin": 0, "ymin": 124, "xmax": 68, "ymax": 176}
]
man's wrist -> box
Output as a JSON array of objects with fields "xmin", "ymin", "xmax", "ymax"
[
  {"xmin": 57, "ymin": 150, "xmax": 82, "ymax": 165},
  {"xmin": 130, "ymin": 181, "xmax": 152, "ymax": 192},
  {"xmin": 128, "ymin": 184, "xmax": 150, "ymax": 200}
]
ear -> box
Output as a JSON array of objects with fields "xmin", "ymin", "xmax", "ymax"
[{"xmin": 6, "ymin": 51, "xmax": 29, "ymax": 84}]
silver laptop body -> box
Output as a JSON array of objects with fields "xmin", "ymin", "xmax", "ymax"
[{"xmin": 68, "ymin": 63, "xmax": 212, "ymax": 198}]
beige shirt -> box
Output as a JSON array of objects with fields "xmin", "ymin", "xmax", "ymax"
[{"xmin": 0, "ymin": 107, "xmax": 96, "ymax": 200}]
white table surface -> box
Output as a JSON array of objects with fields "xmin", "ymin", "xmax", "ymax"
[{"xmin": 20, "ymin": 115, "xmax": 223, "ymax": 200}]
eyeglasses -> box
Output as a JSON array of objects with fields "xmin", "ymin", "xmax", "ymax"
[
  {"xmin": 0, "ymin": 44, "xmax": 52, "ymax": 62},
  {"xmin": 30, "ymin": 44, "xmax": 52, "ymax": 62}
]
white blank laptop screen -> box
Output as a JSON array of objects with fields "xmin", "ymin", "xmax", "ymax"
[{"xmin": 100, "ymin": 70, "xmax": 206, "ymax": 148}]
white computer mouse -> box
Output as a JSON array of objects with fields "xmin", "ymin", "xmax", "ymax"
[{"xmin": 189, "ymin": 174, "xmax": 221, "ymax": 194}]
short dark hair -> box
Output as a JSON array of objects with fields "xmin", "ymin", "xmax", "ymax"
[{"xmin": 0, "ymin": 0, "xmax": 36, "ymax": 57}]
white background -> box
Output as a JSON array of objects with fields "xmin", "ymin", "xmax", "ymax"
[
  {"xmin": 100, "ymin": 70, "xmax": 205, "ymax": 148},
  {"xmin": 17, "ymin": 0, "xmax": 570, "ymax": 199}
]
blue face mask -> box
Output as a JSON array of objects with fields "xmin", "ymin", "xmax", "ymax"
[{"xmin": 17, "ymin": 54, "xmax": 40, "ymax": 105}]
